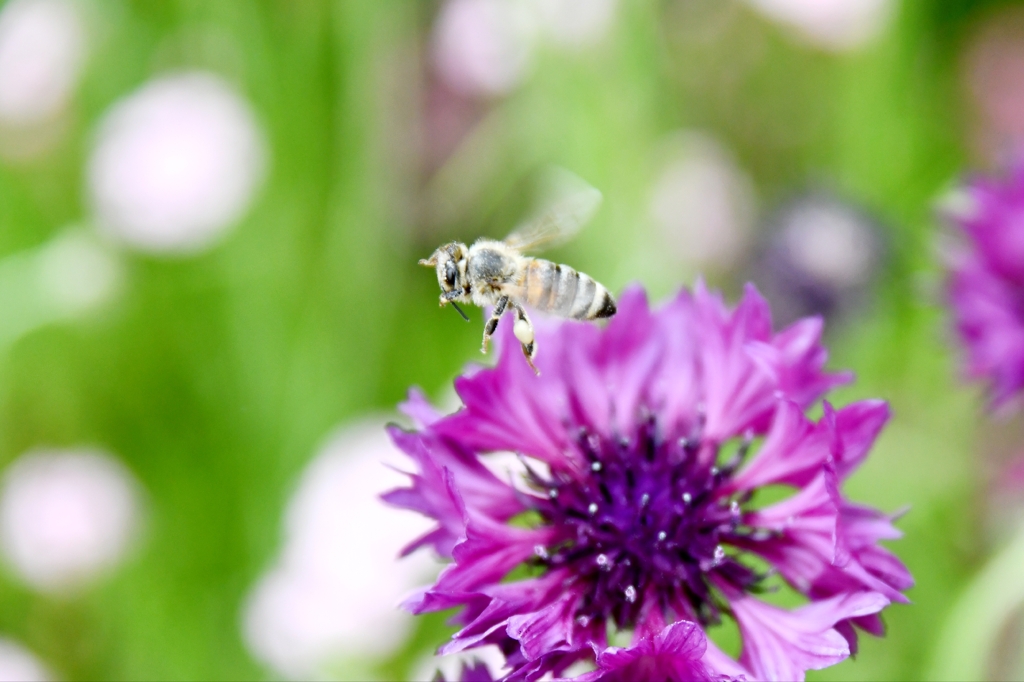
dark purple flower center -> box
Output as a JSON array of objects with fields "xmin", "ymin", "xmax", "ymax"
[{"xmin": 525, "ymin": 416, "xmax": 762, "ymax": 630}]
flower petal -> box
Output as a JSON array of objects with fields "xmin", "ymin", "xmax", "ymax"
[
  {"xmin": 732, "ymin": 591, "xmax": 889, "ymax": 682},
  {"xmin": 383, "ymin": 426, "xmax": 524, "ymax": 556},
  {"xmin": 507, "ymin": 593, "xmax": 581, "ymax": 660},
  {"xmin": 570, "ymin": 620, "xmax": 724, "ymax": 682},
  {"xmin": 400, "ymin": 387, "xmax": 445, "ymax": 428}
]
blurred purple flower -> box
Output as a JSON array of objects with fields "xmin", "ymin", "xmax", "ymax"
[
  {"xmin": 386, "ymin": 283, "xmax": 910, "ymax": 681},
  {"xmin": 945, "ymin": 163, "xmax": 1024, "ymax": 406},
  {"xmin": 752, "ymin": 192, "xmax": 885, "ymax": 328}
]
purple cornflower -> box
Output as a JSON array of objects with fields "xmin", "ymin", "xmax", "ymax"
[
  {"xmin": 945, "ymin": 162, "xmax": 1024, "ymax": 406},
  {"xmin": 385, "ymin": 283, "xmax": 911, "ymax": 681}
]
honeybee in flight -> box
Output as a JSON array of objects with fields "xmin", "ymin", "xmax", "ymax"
[{"xmin": 420, "ymin": 183, "xmax": 616, "ymax": 374}]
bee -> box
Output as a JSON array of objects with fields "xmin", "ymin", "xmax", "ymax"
[{"xmin": 420, "ymin": 184, "xmax": 616, "ymax": 374}]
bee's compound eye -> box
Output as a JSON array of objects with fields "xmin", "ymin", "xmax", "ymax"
[{"xmin": 445, "ymin": 261, "xmax": 457, "ymax": 288}]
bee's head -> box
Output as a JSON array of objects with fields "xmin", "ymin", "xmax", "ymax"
[{"xmin": 419, "ymin": 242, "xmax": 469, "ymax": 295}]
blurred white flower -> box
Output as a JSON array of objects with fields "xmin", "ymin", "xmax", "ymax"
[
  {"xmin": 530, "ymin": 0, "xmax": 617, "ymax": 49},
  {"xmin": 0, "ymin": 0, "xmax": 86, "ymax": 127},
  {"xmin": 431, "ymin": 0, "xmax": 619, "ymax": 99},
  {"xmin": 0, "ymin": 449, "xmax": 142, "ymax": 593},
  {"xmin": 432, "ymin": 0, "xmax": 538, "ymax": 97},
  {"xmin": 742, "ymin": 0, "xmax": 894, "ymax": 51},
  {"xmin": 87, "ymin": 72, "xmax": 267, "ymax": 254},
  {"xmin": 412, "ymin": 645, "xmax": 507, "ymax": 682},
  {"xmin": 648, "ymin": 131, "xmax": 756, "ymax": 271},
  {"xmin": 37, "ymin": 229, "xmax": 122, "ymax": 316},
  {"xmin": 0, "ymin": 638, "xmax": 50, "ymax": 682},
  {"xmin": 243, "ymin": 420, "xmax": 435, "ymax": 680}
]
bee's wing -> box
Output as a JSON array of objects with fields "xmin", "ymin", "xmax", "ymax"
[{"xmin": 503, "ymin": 186, "xmax": 602, "ymax": 254}]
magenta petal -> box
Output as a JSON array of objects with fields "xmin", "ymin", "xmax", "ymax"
[
  {"xmin": 833, "ymin": 400, "xmax": 891, "ymax": 479},
  {"xmin": 560, "ymin": 324, "xmax": 613, "ymax": 436},
  {"xmin": 597, "ymin": 287, "xmax": 665, "ymax": 432},
  {"xmin": 850, "ymin": 613, "xmax": 886, "ymax": 637},
  {"xmin": 841, "ymin": 503, "xmax": 904, "ymax": 545},
  {"xmin": 571, "ymin": 620, "xmax": 724, "ymax": 682},
  {"xmin": 383, "ymin": 426, "xmax": 524, "ymax": 556},
  {"xmin": 406, "ymin": 588, "xmax": 492, "ymax": 618},
  {"xmin": 400, "ymin": 387, "xmax": 445, "ymax": 428},
  {"xmin": 440, "ymin": 573, "xmax": 569, "ymax": 654},
  {"xmin": 383, "ymin": 454, "xmax": 467, "ymax": 558},
  {"xmin": 434, "ymin": 324, "xmax": 577, "ymax": 469},
  {"xmin": 741, "ymin": 473, "xmax": 910, "ymax": 604},
  {"xmin": 727, "ymin": 399, "xmax": 819, "ymax": 491},
  {"xmin": 388, "ymin": 426, "xmax": 523, "ymax": 520},
  {"xmin": 507, "ymin": 593, "xmax": 581, "ymax": 660},
  {"xmin": 434, "ymin": 520, "xmax": 556, "ymax": 595},
  {"xmin": 759, "ymin": 316, "xmax": 853, "ymax": 409},
  {"xmin": 693, "ymin": 281, "xmax": 850, "ymax": 441},
  {"xmin": 558, "ymin": 285, "xmax": 666, "ymax": 436},
  {"xmin": 745, "ymin": 476, "xmax": 837, "ymax": 552},
  {"xmin": 944, "ymin": 163, "xmax": 1024, "ymax": 405},
  {"xmin": 836, "ymin": 505, "xmax": 914, "ymax": 594},
  {"xmin": 730, "ymin": 398, "xmax": 888, "ymax": 492},
  {"xmin": 733, "ymin": 592, "xmax": 889, "ymax": 682},
  {"xmin": 697, "ymin": 282, "xmax": 777, "ymax": 440},
  {"xmin": 949, "ymin": 262, "xmax": 1024, "ymax": 405},
  {"xmin": 649, "ymin": 290, "xmax": 702, "ymax": 435}
]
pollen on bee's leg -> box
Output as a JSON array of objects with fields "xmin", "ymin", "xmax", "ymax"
[{"xmin": 513, "ymin": 319, "xmax": 534, "ymax": 346}]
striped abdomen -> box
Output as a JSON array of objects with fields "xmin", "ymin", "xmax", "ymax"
[{"xmin": 515, "ymin": 258, "xmax": 616, "ymax": 320}]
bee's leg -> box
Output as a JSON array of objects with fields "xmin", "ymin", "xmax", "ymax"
[
  {"xmin": 481, "ymin": 296, "xmax": 509, "ymax": 353},
  {"xmin": 510, "ymin": 302, "xmax": 539, "ymax": 375},
  {"xmin": 439, "ymin": 290, "xmax": 463, "ymax": 305}
]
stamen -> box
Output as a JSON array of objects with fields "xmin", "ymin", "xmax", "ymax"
[{"xmin": 529, "ymin": 420, "xmax": 763, "ymax": 629}]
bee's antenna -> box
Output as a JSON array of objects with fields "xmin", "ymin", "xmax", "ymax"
[{"xmin": 450, "ymin": 301, "xmax": 470, "ymax": 322}]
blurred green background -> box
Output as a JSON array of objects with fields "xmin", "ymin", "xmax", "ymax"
[{"xmin": 0, "ymin": 0, "xmax": 1022, "ymax": 679}]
